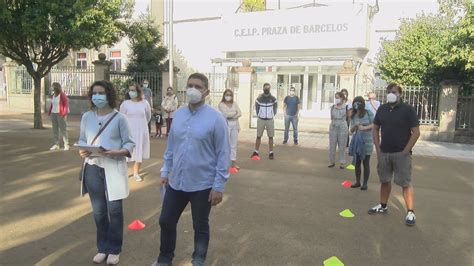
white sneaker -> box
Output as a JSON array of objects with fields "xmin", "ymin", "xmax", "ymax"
[
  {"xmin": 405, "ymin": 211, "xmax": 416, "ymax": 226},
  {"xmin": 63, "ymin": 145, "xmax": 70, "ymax": 151},
  {"xmin": 107, "ymin": 254, "xmax": 120, "ymax": 265},
  {"xmin": 135, "ymin": 175, "xmax": 143, "ymax": 182},
  {"xmin": 92, "ymin": 253, "xmax": 107, "ymax": 264},
  {"xmin": 49, "ymin": 145, "xmax": 60, "ymax": 151}
]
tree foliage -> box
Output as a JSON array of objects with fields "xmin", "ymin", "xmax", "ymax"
[
  {"xmin": 241, "ymin": 0, "xmax": 266, "ymax": 12},
  {"xmin": 377, "ymin": 0, "xmax": 473, "ymax": 88},
  {"xmin": 0, "ymin": 0, "xmax": 132, "ymax": 128},
  {"xmin": 125, "ymin": 13, "xmax": 167, "ymax": 73}
]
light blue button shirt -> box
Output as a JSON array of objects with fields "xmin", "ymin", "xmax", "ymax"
[{"xmin": 161, "ymin": 104, "xmax": 231, "ymax": 192}]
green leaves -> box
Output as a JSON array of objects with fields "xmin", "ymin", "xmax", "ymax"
[{"xmin": 377, "ymin": 0, "xmax": 473, "ymax": 88}]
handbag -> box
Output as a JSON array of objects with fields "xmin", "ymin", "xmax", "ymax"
[{"xmin": 79, "ymin": 111, "xmax": 119, "ymax": 181}]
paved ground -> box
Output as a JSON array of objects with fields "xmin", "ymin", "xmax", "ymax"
[{"xmin": 0, "ymin": 105, "xmax": 473, "ymax": 265}]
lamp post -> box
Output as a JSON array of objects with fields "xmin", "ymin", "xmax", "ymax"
[{"xmin": 168, "ymin": 0, "xmax": 174, "ymax": 87}]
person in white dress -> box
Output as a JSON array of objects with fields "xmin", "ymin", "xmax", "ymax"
[
  {"xmin": 120, "ymin": 83, "xmax": 151, "ymax": 182},
  {"xmin": 161, "ymin": 87, "xmax": 178, "ymax": 136},
  {"xmin": 218, "ymin": 89, "xmax": 242, "ymax": 169}
]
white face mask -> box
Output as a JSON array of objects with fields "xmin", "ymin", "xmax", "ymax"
[
  {"xmin": 129, "ymin": 91, "xmax": 138, "ymax": 99},
  {"xmin": 387, "ymin": 93, "xmax": 398, "ymax": 103},
  {"xmin": 143, "ymin": 84, "xmax": 149, "ymax": 88},
  {"xmin": 335, "ymin": 98, "xmax": 341, "ymax": 105},
  {"xmin": 186, "ymin": 87, "xmax": 203, "ymax": 104},
  {"xmin": 290, "ymin": 91, "xmax": 295, "ymax": 96},
  {"xmin": 225, "ymin": 95, "xmax": 232, "ymax": 102}
]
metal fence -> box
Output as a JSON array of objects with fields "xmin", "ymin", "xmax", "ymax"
[
  {"xmin": 176, "ymin": 72, "xmax": 238, "ymax": 108},
  {"xmin": 48, "ymin": 66, "xmax": 95, "ymax": 96},
  {"xmin": 356, "ymin": 84, "xmax": 440, "ymax": 125},
  {"xmin": 9, "ymin": 67, "xmax": 33, "ymax": 94},
  {"xmin": 110, "ymin": 71, "xmax": 162, "ymax": 107},
  {"xmin": 456, "ymin": 87, "xmax": 474, "ymax": 130}
]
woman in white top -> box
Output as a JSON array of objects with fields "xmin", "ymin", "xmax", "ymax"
[
  {"xmin": 78, "ymin": 80, "xmax": 135, "ymax": 265},
  {"xmin": 161, "ymin": 87, "xmax": 178, "ymax": 136},
  {"xmin": 218, "ymin": 89, "xmax": 242, "ymax": 169},
  {"xmin": 120, "ymin": 83, "xmax": 152, "ymax": 182}
]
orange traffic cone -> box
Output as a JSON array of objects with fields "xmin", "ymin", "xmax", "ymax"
[
  {"xmin": 251, "ymin": 155, "xmax": 260, "ymax": 161},
  {"xmin": 341, "ymin": 180, "xmax": 352, "ymax": 188},
  {"xmin": 128, "ymin": 219, "xmax": 146, "ymax": 230},
  {"xmin": 229, "ymin": 167, "xmax": 239, "ymax": 174}
]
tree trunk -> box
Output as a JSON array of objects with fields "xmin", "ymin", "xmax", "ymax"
[{"xmin": 33, "ymin": 74, "xmax": 43, "ymax": 129}]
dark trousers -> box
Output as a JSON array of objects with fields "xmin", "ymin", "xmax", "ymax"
[
  {"xmin": 165, "ymin": 118, "xmax": 173, "ymax": 135},
  {"xmin": 355, "ymin": 155, "xmax": 371, "ymax": 184},
  {"xmin": 84, "ymin": 164, "xmax": 124, "ymax": 254},
  {"xmin": 155, "ymin": 123, "xmax": 163, "ymax": 137},
  {"xmin": 158, "ymin": 185, "xmax": 212, "ymax": 264}
]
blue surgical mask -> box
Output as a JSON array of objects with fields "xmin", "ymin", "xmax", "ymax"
[
  {"xmin": 129, "ymin": 91, "xmax": 138, "ymax": 99},
  {"xmin": 92, "ymin": 94, "xmax": 108, "ymax": 108}
]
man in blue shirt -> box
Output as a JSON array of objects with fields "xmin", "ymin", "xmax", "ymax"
[
  {"xmin": 283, "ymin": 87, "xmax": 301, "ymax": 145},
  {"xmin": 153, "ymin": 73, "xmax": 231, "ymax": 266}
]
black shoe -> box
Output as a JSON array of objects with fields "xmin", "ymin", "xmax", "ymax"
[
  {"xmin": 328, "ymin": 164, "xmax": 335, "ymax": 168},
  {"xmin": 339, "ymin": 166, "xmax": 345, "ymax": 169},
  {"xmin": 294, "ymin": 140, "xmax": 298, "ymax": 145},
  {"xmin": 251, "ymin": 151, "xmax": 259, "ymax": 158},
  {"xmin": 269, "ymin": 153, "xmax": 274, "ymax": 160},
  {"xmin": 283, "ymin": 140, "xmax": 288, "ymax": 144},
  {"xmin": 351, "ymin": 182, "xmax": 361, "ymax": 188},
  {"xmin": 361, "ymin": 184, "xmax": 368, "ymax": 190}
]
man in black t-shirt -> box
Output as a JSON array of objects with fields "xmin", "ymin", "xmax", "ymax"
[{"xmin": 368, "ymin": 83, "xmax": 420, "ymax": 226}]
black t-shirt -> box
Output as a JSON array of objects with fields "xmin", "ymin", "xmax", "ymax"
[{"xmin": 373, "ymin": 102, "xmax": 419, "ymax": 153}]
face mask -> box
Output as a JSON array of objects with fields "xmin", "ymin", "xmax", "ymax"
[
  {"xmin": 51, "ymin": 90, "xmax": 55, "ymax": 95},
  {"xmin": 143, "ymin": 84, "xmax": 149, "ymax": 88},
  {"xmin": 92, "ymin": 94, "xmax": 108, "ymax": 108},
  {"xmin": 353, "ymin": 102, "xmax": 362, "ymax": 110},
  {"xmin": 290, "ymin": 91, "xmax": 295, "ymax": 96},
  {"xmin": 129, "ymin": 91, "xmax": 138, "ymax": 99},
  {"xmin": 225, "ymin": 96, "xmax": 232, "ymax": 102},
  {"xmin": 335, "ymin": 98, "xmax": 341, "ymax": 105},
  {"xmin": 187, "ymin": 87, "xmax": 203, "ymax": 104},
  {"xmin": 263, "ymin": 89, "xmax": 270, "ymax": 95},
  {"xmin": 387, "ymin": 93, "xmax": 398, "ymax": 103}
]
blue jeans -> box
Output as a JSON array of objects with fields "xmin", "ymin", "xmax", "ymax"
[
  {"xmin": 158, "ymin": 185, "xmax": 212, "ymax": 264},
  {"xmin": 284, "ymin": 115, "xmax": 299, "ymax": 142},
  {"xmin": 84, "ymin": 164, "xmax": 123, "ymax": 255}
]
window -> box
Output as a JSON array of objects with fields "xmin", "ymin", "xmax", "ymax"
[
  {"xmin": 110, "ymin": 51, "xmax": 122, "ymax": 71},
  {"xmin": 76, "ymin": 52, "xmax": 87, "ymax": 69}
]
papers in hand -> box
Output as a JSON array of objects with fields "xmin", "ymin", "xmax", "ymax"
[
  {"xmin": 74, "ymin": 144, "xmax": 104, "ymax": 156},
  {"xmin": 160, "ymin": 184, "xmax": 167, "ymax": 201}
]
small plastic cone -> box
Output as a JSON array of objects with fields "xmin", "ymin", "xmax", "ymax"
[
  {"xmin": 229, "ymin": 167, "xmax": 239, "ymax": 174},
  {"xmin": 128, "ymin": 219, "xmax": 146, "ymax": 230},
  {"xmin": 346, "ymin": 164, "xmax": 355, "ymax": 170},
  {"xmin": 323, "ymin": 256, "xmax": 344, "ymax": 266},
  {"xmin": 339, "ymin": 209, "xmax": 355, "ymax": 218},
  {"xmin": 251, "ymin": 155, "xmax": 260, "ymax": 161},
  {"xmin": 342, "ymin": 180, "xmax": 352, "ymax": 188}
]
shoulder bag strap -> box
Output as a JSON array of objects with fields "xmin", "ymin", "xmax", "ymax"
[{"xmin": 91, "ymin": 111, "xmax": 119, "ymax": 145}]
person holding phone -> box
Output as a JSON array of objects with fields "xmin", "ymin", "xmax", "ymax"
[{"xmin": 78, "ymin": 80, "xmax": 135, "ymax": 265}]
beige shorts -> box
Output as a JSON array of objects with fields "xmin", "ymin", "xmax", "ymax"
[
  {"xmin": 257, "ymin": 118, "xmax": 275, "ymax": 138},
  {"xmin": 377, "ymin": 152, "xmax": 412, "ymax": 187}
]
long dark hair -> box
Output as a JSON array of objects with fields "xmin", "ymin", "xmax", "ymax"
[
  {"xmin": 351, "ymin": 96, "xmax": 367, "ymax": 119},
  {"xmin": 124, "ymin": 82, "xmax": 143, "ymax": 100},
  {"xmin": 88, "ymin": 80, "xmax": 117, "ymax": 109},
  {"xmin": 221, "ymin": 89, "xmax": 234, "ymax": 103}
]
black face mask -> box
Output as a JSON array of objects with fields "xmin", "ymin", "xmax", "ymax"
[
  {"xmin": 353, "ymin": 102, "xmax": 362, "ymax": 110},
  {"xmin": 263, "ymin": 89, "xmax": 270, "ymax": 95}
]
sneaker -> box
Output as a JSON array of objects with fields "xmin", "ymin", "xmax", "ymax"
[
  {"xmin": 350, "ymin": 182, "xmax": 361, "ymax": 188},
  {"xmin": 107, "ymin": 254, "xmax": 120, "ymax": 265},
  {"xmin": 151, "ymin": 261, "xmax": 172, "ymax": 266},
  {"xmin": 327, "ymin": 164, "xmax": 335, "ymax": 168},
  {"xmin": 63, "ymin": 145, "xmax": 70, "ymax": 151},
  {"xmin": 269, "ymin": 152, "xmax": 274, "ymax": 160},
  {"xmin": 135, "ymin": 175, "xmax": 143, "ymax": 182},
  {"xmin": 283, "ymin": 140, "xmax": 288, "ymax": 144},
  {"xmin": 294, "ymin": 140, "xmax": 298, "ymax": 145},
  {"xmin": 360, "ymin": 184, "xmax": 368, "ymax": 190},
  {"xmin": 251, "ymin": 151, "xmax": 259, "ymax": 158},
  {"xmin": 368, "ymin": 204, "xmax": 388, "ymax": 215},
  {"xmin": 405, "ymin": 211, "xmax": 416, "ymax": 226},
  {"xmin": 49, "ymin": 145, "xmax": 60, "ymax": 151},
  {"xmin": 93, "ymin": 253, "xmax": 107, "ymax": 264}
]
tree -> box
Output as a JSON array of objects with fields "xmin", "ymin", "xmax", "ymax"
[
  {"xmin": 376, "ymin": 0, "xmax": 473, "ymax": 87},
  {"xmin": 125, "ymin": 13, "xmax": 167, "ymax": 73},
  {"xmin": 0, "ymin": 0, "xmax": 133, "ymax": 129},
  {"xmin": 241, "ymin": 0, "xmax": 266, "ymax": 12}
]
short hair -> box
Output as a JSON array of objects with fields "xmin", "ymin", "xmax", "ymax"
[
  {"xmin": 167, "ymin": 86, "xmax": 174, "ymax": 93},
  {"xmin": 142, "ymin": 79, "xmax": 149, "ymax": 83},
  {"xmin": 263, "ymin": 83, "xmax": 271, "ymax": 88},
  {"xmin": 290, "ymin": 86, "xmax": 295, "ymax": 91},
  {"xmin": 188, "ymin": 73, "xmax": 209, "ymax": 89},
  {"xmin": 221, "ymin": 89, "xmax": 234, "ymax": 103},
  {"xmin": 386, "ymin": 83, "xmax": 403, "ymax": 94},
  {"xmin": 88, "ymin": 80, "xmax": 117, "ymax": 109},
  {"xmin": 52, "ymin": 82, "xmax": 62, "ymax": 91},
  {"xmin": 125, "ymin": 82, "xmax": 143, "ymax": 100}
]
